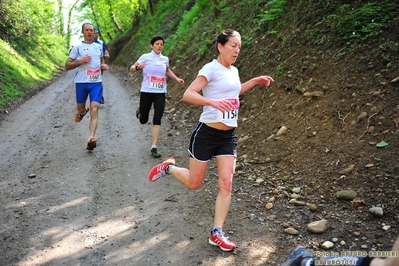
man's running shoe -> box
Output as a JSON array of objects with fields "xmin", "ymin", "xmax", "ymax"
[
  {"xmin": 148, "ymin": 157, "xmax": 175, "ymax": 182},
  {"xmin": 87, "ymin": 137, "xmax": 97, "ymax": 150},
  {"xmin": 151, "ymin": 148, "xmax": 161, "ymax": 158},
  {"xmin": 281, "ymin": 246, "xmax": 314, "ymax": 266},
  {"xmin": 208, "ymin": 231, "xmax": 236, "ymax": 252},
  {"xmin": 136, "ymin": 108, "xmax": 140, "ymax": 119},
  {"xmin": 75, "ymin": 107, "xmax": 89, "ymax": 122}
]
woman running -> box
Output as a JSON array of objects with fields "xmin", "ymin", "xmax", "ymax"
[
  {"xmin": 148, "ymin": 29, "xmax": 274, "ymax": 251},
  {"xmin": 130, "ymin": 36, "xmax": 184, "ymax": 158}
]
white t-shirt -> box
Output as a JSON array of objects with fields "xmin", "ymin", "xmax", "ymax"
[
  {"xmin": 198, "ymin": 59, "xmax": 241, "ymax": 127},
  {"xmin": 69, "ymin": 42, "xmax": 103, "ymax": 83},
  {"xmin": 138, "ymin": 51, "xmax": 169, "ymax": 93}
]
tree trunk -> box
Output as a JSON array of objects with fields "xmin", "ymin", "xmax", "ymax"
[
  {"xmin": 57, "ymin": 0, "xmax": 64, "ymax": 35},
  {"xmin": 148, "ymin": 0, "xmax": 154, "ymax": 15},
  {"xmin": 107, "ymin": 0, "xmax": 123, "ymax": 34},
  {"xmin": 211, "ymin": 0, "xmax": 219, "ymax": 17},
  {"xmin": 66, "ymin": 0, "xmax": 80, "ymax": 50}
]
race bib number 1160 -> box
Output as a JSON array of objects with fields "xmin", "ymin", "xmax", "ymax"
[{"xmin": 150, "ymin": 76, "xmax": 166, "ymax": 89}]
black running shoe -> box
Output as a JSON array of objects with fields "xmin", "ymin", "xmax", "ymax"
[
  {"xmin": 87, "ymin": 137, "xmax": 97, "ymax": 150},
  {"xmin": 151, "ymin": 148, "xmax": 161, "ymax": 158}
]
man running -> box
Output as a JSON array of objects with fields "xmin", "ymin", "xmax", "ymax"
[{"xmin": 65, "ymin": 22, "xmax": 109, "ymax": 150}]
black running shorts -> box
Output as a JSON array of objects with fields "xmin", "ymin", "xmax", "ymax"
[{"xmin": 188, "ymin": 122, "xmax": 237, "ymax": 162}]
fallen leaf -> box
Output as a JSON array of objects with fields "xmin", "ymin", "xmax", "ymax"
[{"xmin": 338, "ymin": 164, "xmax": 355, "ymax": 175}]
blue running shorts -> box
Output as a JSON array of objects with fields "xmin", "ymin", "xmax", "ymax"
[{"xmin": 76, "ymin": 82, "xmax": 102, "ymax": 104}]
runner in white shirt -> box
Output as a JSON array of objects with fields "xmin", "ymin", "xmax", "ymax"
[
  {"xmin": 65, "ymin": 22, "xmax": 109, "ymax": 150},
  {"xmin": 148, "ymin": 29, "xmax": 274, "ymax": 251},
  {"xmin": 130, "ymin": 36, "xmax": 184, "ymax": 158}
]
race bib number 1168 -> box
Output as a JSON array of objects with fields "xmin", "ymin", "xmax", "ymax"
[{"xmin": 87, "ymin": 69, "xmax": 101, "ymax": 81}]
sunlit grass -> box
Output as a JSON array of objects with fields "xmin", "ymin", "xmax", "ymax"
[{"xmin": 0, "ymin": 38, "xmax": 66, "ymax": 108}]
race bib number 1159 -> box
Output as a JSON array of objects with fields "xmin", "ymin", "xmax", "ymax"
[{"xmin": 217, "ymin": 98, "xmax": 239, "ymax": 122}]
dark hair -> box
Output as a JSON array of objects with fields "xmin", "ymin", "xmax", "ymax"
[
  {"xmin": 150, "ymin": 36, "xmax": 164, "ymax": 45},
  {"xmin": 214, "ymin": 29, "xmax": 240, "ymax": 53},
  {"xmin": 81, "ymin": 23, "xmax": 94, "ymax": 32}
]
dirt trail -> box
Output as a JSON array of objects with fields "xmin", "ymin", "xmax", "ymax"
[{"xmin": 0, "ymin": 70, "xmax": 278, "ymax": 266}]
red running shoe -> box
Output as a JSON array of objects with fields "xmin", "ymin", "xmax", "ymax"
[
  {"xmin": 148, "ymin": 157, "xmax": 175, "ymax": 182},
  {"xmin": 75, "ymin": 107, "xmax": 89, "ymax": 122},
  {"xmin": 208, "ymin": 232, "xmax": 236, "ymax": 251}
]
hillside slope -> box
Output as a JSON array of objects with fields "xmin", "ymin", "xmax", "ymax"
[{"xmin": 111, "ymin": 0, "xmax": 399, "ymax": 262}]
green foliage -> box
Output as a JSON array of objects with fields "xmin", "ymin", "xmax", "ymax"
[
  {"xmin": 257, "ymin": 0, "xmax": 287, "ymax": 33},
  {"xmin": 0, "ymin": 39, "xmax": 60, "ymax": 107},
  {"xmin": 117, "ymin": 0, "xmax": 187, "ymax": 63},
  {"xmin": 378, "ymin": 41, "xmax": 399, "ymax": 62},
  {"xmin": 76, "ymin": 0, "xmax": 142, "ymax": 43},
  {"xmin": 336, "ymin": 2, "xmax": 399, "ymax": 41},
  {"xmin": 258, "ymin": 0, "xmax": 286, "ymax": 22},
  {"xmin": 198, "ymin": 45, "xmax": 208, "ymax": 57},
  {"xmin": 115, "ymin": 0, "xmax": 216, "ymax": 67},
  {"xmin": 165, "ymin": 2, "xmax": 210, "ymax": 55},
  {"xmin": 274, "ymin": 65, "xmax": 284, "ymax": 77},
  {"xmin": 0, "ymin": 0, "xmax": 66, "ymax": 108}
]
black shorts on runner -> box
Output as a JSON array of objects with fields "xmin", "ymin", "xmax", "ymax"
[{"xmin": 188, "ymin": 122, "xmax": 237, "ymax": 162}]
